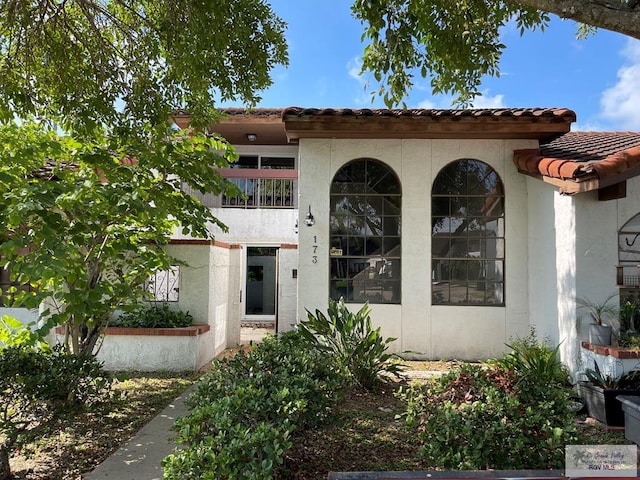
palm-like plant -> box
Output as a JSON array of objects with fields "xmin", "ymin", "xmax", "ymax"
[{"xmin": 576, "ymin": 293, "xmax": 619, "ymax": 326}]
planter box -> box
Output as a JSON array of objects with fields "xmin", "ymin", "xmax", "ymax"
[
  {"xmin": 618, "ymin": 395, "xmax": 640, "ymax": 445},
  {"xmin": 578, "ymin": 382, "xmax": 640, "ymax": 427},
  {"xmin": 54, "ymin": 325, "xmax": 213, "ymax": 372}
]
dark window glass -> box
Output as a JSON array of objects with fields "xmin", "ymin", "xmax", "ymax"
[
  {"xmin": 432, "ymin": 159, "xmax": 505, "ymax": 306},
  {"xmin": 330, "ymin": 159, "xmax": 401, "ymax": 304}
]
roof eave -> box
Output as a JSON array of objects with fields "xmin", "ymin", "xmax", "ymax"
[{"xmin": 283, "ymin": 116, "xmax": 573, "ymax": 141}]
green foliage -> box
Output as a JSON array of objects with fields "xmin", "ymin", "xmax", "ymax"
[
  {"xmin": 400, "ymin": 338, "xmax": 577, "ymax": 469},
  {"xmin": 352, "ymin": 1, "xmax": 640, "ymax": 107},
  {"xmin": 111, "ymin": 304, "xmax": 193, "ymax": 329},
  {"xmin": 0, "ymin": 344, "xmax": 112, "ymax": 479},
  {"xmin": 619, "ymin": 298, "xmax": 640, "ymax": 334},
  {"xmin": 352, "ymin": 0, "xmax": 550, "ymax": 107},
  {"xmin": 298, "ymin": 298, "xmax": 403, "ymax": 390},
  {"xmin": 163, "ymin": 332, "xmax": 346, "ymax": 479},
  {"xmin": 0, "ymin": 315, "xmax": 46, "ymax": 350},
  {"xmin": 495, "ymin": 329, "xmax": 570, "ymax": 392},
  {"xmin": 583, "ymin": 361, "xmax": 640, "ymax": 389},
  {"xmin": 0, "ymin": 122, "xmax": 240, "ymax": 355},
  {"xmin": 0, "ymin": 0, "xmax": 288, "ymax": 134},
  {"xmin": 576, "ymin": 292, "xmax": 619, "ymax": 326}
]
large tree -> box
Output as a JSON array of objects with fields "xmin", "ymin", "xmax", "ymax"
[
  {"xmin": 351, "ymin": 0, "xmax": 640, "ymax": 106},
  {"xmin": 0, "ymin": 0, "xmax": 288, "ymax": 354}
]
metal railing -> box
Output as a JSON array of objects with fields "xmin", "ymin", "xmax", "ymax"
[{"xmin": 182, "ymin": 169, "xmax": 298, "ymax": 209}]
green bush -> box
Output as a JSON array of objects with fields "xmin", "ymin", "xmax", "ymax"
[
  {"xmin": 162, "ymin": 331, "xmax": 346, "ymax": 479},
  {"xmin": 111, "ymin": 303, "xmax": 193, "ymax": 328},
  {"xmin": 298, "ymin": 298, "xmax": 403, "ymax": 390},
  {"xmin": 0, "ymin": 345, "xmax": 112, "ymax": 479},
  {"xmin": 400, "ymin": 337, "xmax": 578, "ymax": 470}
]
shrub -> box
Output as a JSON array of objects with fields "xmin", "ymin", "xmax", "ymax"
[
  {"xmin": 298, "ymin": 298, "xmax": 403, "ymax": 390},
  {"xmin": 0, "ymin": 345, "xmax": 112, "ymax": 480},
  {"xmin": 163, "ymin": 331, "xmax": 346, "ymax": 479},
  {"xmin": 111, "ymin": 303, "xmax": 193, "ymax": 328},
  {"xmin": 400, "ymin": 336, "xmax": 578, "ymax": 470}
]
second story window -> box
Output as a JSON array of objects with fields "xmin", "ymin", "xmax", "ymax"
[{"xmin": 223, "ymin": 155, "xmax": 296, "ymax": 208}]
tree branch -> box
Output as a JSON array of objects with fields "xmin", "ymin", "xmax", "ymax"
[{"xmin": 515, "ymin": 0, "xmax": 640, "ymax": 39}]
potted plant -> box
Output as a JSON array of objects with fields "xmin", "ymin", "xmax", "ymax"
[
  {"xmin": 619, "ymin": 298, "xmax": 640, "ymax": 348},
  {"xmin": 576, "ymin": 293, "xmax": 619, "ymax": 346},
  {"xmin": 578, "ymin": 361, "xmax": 640, "ymax": 426}
]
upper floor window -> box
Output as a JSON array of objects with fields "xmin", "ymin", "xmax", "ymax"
[
  {"xmin": 182, "ymin": 153, "xmax": 297, "ymax": 209},
  {"xmin": 431, "ymin": 159, "xmax": 505, "ymax": 305},
  {"xmin": 329, "ymin": 158, "xmax": 401, "ymax": 304}
]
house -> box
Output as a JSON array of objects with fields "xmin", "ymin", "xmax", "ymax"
[
  {"xmin": 173, "ymin": 107, "xmax": 640, "ymax": 372},
  {"xmin": 4, "ymin": 106, "xmax": 640, "ymax": 373}
]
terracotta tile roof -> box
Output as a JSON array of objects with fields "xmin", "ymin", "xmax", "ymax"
[
  {"xmin": 513, "ymin": 131, "xmax": 640, "ymax": 194},
  {"xmin": 282, "ymin": 107, "xmax": 576, "ymax": 141},
  {"xmin": 281, "ymin": 106, "xmax": 576, "ymax": 120}
]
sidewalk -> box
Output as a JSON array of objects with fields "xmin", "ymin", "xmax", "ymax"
[{"xmin": 83, "ymin": 385, "xmax": 193, "ymax": 480}]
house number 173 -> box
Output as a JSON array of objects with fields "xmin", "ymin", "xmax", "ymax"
[{"xmin": 312, "ymin": 235, "xmax": 318, "ymax": 264}]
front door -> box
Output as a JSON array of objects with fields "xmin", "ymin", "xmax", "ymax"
[{"xmin": 244, "ymin": 247, "xmax": 278, "ymax": 321}]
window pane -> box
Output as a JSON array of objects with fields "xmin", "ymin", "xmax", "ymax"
[
  {"xmin": 232, "ymin": 155, "xmax": 259, "ymax": 169},
  {"xmin": 330, "ymin": 159, "xmax": 401, "ymax": 304},
  {"xmin": 431, "ymin": 159, "xmax": 504, "ymax": 306},
  {"xmin": 260, "ymin": 157, "xmax": 294, "ymax": 169}
]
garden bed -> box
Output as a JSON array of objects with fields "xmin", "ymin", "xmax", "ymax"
[{"xmin": 53, "ymin": 325, "xmax": 212, "ymax": 371}]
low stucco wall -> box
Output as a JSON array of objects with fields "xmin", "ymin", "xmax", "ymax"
[{"xmin": 54, "ymin": 325, "xmax": 211, "ymax": 372}]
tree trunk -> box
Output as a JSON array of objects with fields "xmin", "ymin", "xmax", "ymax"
[{"xmin": 0, "ymin": 445, "xmax": 11, "ymax": 480}]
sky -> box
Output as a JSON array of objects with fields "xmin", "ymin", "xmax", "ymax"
[{"xmin": 219, "ymin": 1, "xmax": 640, "ymax": 132}]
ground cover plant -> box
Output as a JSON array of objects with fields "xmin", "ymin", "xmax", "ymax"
[
  {"xmin": 5, "ymin": 356, "xmax": 632, "ymax": 479},
  {"xmin": 8, "ymin": 371, "xmax": 198, "ymax": 480},
  {"xmin": 110, "ymin": 303, "xmax": 194, "ymax": 329},
  {"xmin": 163, "ymin": 332, "xmax": 347, "ymax": 479}
]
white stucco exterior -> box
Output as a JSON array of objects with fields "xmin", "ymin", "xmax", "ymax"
[{"xmin": 298, "ymin": 139, "xmax": 532, "ymax": 359}]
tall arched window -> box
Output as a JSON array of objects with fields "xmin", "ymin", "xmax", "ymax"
[
  {"xmin": 432, "ymin": 159, "xmax": 505, "ymax": 305},
  {"xmin": 330, "ymin": 158, "xmax": 401, "ymax": 304}
]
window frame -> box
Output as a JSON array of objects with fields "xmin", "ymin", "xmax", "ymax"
[
  {"xmin": 329, "ymin": 158, "xmax": 402, "ymax": 305},
  {"xmin": 431, "ymin": 159, "xmax": 505, "ymax": 306}
]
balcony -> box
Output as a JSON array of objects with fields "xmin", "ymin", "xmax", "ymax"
[{"xmin": 182, "ymin": 169, "xmax": 297, "ymax": 209}]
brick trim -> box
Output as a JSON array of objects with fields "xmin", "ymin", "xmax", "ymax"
[{"xmin": 54, "ymin": 325, "xmax": 211, "ymax": 337}]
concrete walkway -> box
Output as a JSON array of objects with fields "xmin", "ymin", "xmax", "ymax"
[{"xmin": 84, "ymin": 385, "xmax": 193, "ymax": 480}]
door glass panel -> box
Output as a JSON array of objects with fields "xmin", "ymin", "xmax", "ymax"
[{"xmin": 246, "ymin": 247, "xmax": 277, "ymax": 316}]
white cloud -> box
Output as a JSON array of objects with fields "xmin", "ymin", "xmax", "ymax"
[
  {"xmin": 346, "ymin": 56, "xmax": 372, "ymax": 106},
  {"xmin": 470, "ymin": 91, "xmax": 506, "ymax": 108},
  {"xmin": 600, "ymin": 39, "xmax": 640, "ymax": 131}
]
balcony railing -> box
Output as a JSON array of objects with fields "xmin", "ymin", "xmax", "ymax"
[{"xmin": 182, "ymin": 169, "xmax": 298, "ymax": 209}]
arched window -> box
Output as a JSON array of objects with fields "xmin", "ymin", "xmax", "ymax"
[
  {"xmin": 330, "ymin": 158, "xmax": 401, "ymax": 304},
  {"xmin": 432, "ymin": 159, "xmax": 505, "ymax": 305}
]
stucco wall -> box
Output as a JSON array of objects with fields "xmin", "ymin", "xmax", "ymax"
[
  {"xmin": 277, "ymin": 246, "xmax": 298, "ymax": 332},
  {"xmin": 297, "ymin": 138, "xmax": 538, "ymax": 360}
]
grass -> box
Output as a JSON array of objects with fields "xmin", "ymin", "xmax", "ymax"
[{"xmin": 7, "ymin": 361, "xmax": 634, "ymax": 479}]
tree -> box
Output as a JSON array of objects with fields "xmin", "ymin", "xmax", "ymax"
[
  {"xmin": 0, "ymin": 1, "xmax": 288, "ymax": 354},
  {"xmin": 351, "ymin": 0, "xmax": 640, "ymax": 107},
  {"xmin": 0, "ymin": 123, "xmax": 242, "ymax": 355},
  {"xmin": 0, "ymin": 0, "xmax": 288, "ymax": 133}
]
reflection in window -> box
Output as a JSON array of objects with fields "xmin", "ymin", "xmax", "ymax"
[
  {"xmin": 431, "ymin": 159, "xmax": 505, "ymax": 305},
  {"xmin": 330, "ymin": 158, "xmax": 401, "ymax": 304}
]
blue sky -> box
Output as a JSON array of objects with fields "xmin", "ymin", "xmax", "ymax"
[{"xmin": 222, "ymin": 1, "xmax": 640, "ymax": 132}]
